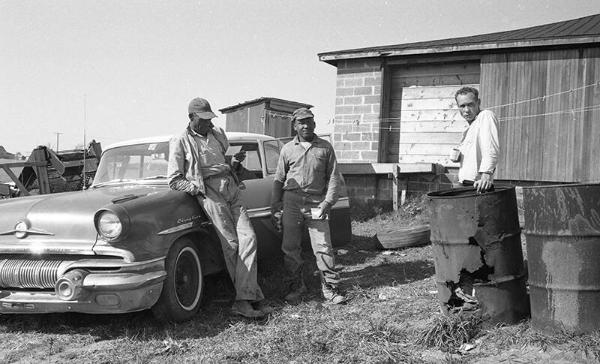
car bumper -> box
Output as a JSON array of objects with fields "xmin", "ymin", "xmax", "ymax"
[{"xmin": 0, "ymin": 259, "xmax": 166, "ymax": 314}]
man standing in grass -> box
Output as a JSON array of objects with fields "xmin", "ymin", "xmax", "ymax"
[
  {"xmin": 271, "ymin": 108, "xmax": 346, "ymax": 305},
  {"xmin": 452, "ymin": 87, "xmax": 499, "ymax": 193}
]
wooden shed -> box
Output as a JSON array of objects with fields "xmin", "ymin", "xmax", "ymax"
[
  {"xmin": 319, "ymin": 15, "xmax": 600, "ymax": 188},
  {"xmin": 318, "ymin": 14, "xmax": 600, "ymax": 206},
  {"xmin": 219, "ymin": 97, "xmax": 312, "ymax": 138}
]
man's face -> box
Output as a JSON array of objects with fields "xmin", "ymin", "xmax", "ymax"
[
  {"xmin": 294, "ymin": 117, "xmax": 316, "ymax": 141},
  {"xmin": 456, "ymin": 92, "xmax": 481, "ymax": 123},
  {"xmin": 190, "ymin": 114, "xmax": 214, "ymax": 136}
]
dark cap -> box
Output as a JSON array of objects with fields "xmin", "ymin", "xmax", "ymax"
[
  {"xmin": 188, "ymin": 97, "xmax": 217, "ymax": 119},
  {"xmin": 291, "ymin": 108, "xmax": 314, "ymax": 122}
]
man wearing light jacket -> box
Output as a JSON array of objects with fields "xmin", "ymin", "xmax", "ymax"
[
  {"xmin": 167, "ymin": 97, "xmax": 267, "ymax": 318},
  {"xmin": 452, "ymin": 87, "xmax": 499, "ymax": 193}
]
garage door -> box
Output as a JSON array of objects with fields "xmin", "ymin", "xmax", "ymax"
[{"xmin": 385, "ymin": 61, "xmax": 480, "ymax": 165}]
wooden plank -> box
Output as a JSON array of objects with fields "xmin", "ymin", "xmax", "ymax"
[
  {"xmin": 398, "ymin": 120, "xmax": 468, "ymax": 133},
  {"xmin": 396, "ymin": 143, "xmax": 456, "ymax": 155},
  {"xmin": 1, "ymin": 166, "xmax": 29, "ymax": 196},
  {"xmin": 392, "ymin": 62, "xmax": 480, "ymax": 78},
  {"xmin": 399, "ymin": 84, "xmax": 479, "ymax": 100},
  {"xmin": 395, "ymin": 98, "xmax": 457, "ymax": 111},
  {"xmin": 399, "ymin": 132, "xmax": 463, "ymax": 144},
  {"xmin": 390, "ymin": 109, "xmax": 463, "ymax": 121},
  {"xmin": 397, "ymin": 154, "xmax": 460, "ymax": 166},
  {"xmin": 391, "ymin": 74, "xmax": 480, "ymax": 88}
]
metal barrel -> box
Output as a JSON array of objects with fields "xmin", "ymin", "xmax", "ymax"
[
  {"xmin": 428, "ymin": 186, "xmax": 529, "ymax": 324},
  {"xmin": 523, "ymin": 183, "xmax": 600, "ymax": 334}
]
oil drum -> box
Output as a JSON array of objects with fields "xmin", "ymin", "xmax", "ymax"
[
  {"xmin": 523, "ymin": 183, "xmax": 600, "ymax": 334},
  {"xmin": 428, "ymin": 186, "xmax": 529, "ymax": 324}
]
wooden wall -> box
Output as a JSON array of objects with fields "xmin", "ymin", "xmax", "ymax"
[
  {"xmin": 224, "ymin": 104, "xmax": 266, "ymax": 134},
  {"xmin": 386, "ymin": 61, "xmax": 480, "ymax": 164},
  {"xmin": 480, "ymin": 47, "xmax": 600, "ymax": 182}
]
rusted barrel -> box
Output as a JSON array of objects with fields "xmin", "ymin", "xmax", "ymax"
[
  {"xmin": 523, "ymin": 183, "xmax": 600, "ymax": 334},
  {"xmin": 428, "ymin": 186, "xmax": 529, "ymax": 324}
]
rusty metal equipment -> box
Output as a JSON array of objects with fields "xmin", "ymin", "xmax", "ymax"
[
  {"xmin": 523, "ymin": 183, "xmax": 600, "ymax": 334},
  {"xmin": 428, "ymin": 186, "xmax": 529, "ymax": 324}
]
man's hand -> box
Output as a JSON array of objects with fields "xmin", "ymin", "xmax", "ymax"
[
  {"xmin": 474, "ymin": 173, "xmax": 493, "ymax": 193},
  {"xmin": 270, "ymin": 201, "xmax": 283, "ymax": 232},
  {"xmin": 317, "ymin": 201, "xmax": 331, "ymax": 219}
]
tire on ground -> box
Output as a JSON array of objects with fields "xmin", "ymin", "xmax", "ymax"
[{"xmin": 152, "ymin": 237, "xmax": 204, "ymax": 322}]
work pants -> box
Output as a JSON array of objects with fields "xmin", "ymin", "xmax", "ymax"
[
  {"xmin": 199, "ymin": 174, "xmax": 264, "ymax": 301},
  {"xmin": 281, "ymin": 191, "xmax": 340, "ymax": 287}
]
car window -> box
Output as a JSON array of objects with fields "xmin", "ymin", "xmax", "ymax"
[
  {"xmin": 264, "ymin": 140, "xmax": 283, "ymax": 174},
  {"xmin": 94, "ymin": 142, "xmax": 170, "ymax": 184}
]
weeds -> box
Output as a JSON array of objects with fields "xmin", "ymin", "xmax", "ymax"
[{"xmin": 415, "ymin": 312, "xmax": 483, "ymax": 353}]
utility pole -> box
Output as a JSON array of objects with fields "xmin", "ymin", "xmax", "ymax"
[{"xmin": 54, "ymin": 132, "xmax": 63, "ymax": 152}]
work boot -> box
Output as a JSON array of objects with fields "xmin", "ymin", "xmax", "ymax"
[
  {"xmin": 231, "ymin": 300, "xmax": 264, "ymax": 318},
  {"xmin": 284, "ymin": 281, "xmax": 307, "ymax": 304},
  {"xmin": 321, "ymin": 283, "xmax": 346, "ymax": 304},
  {"xmin": 252, "ymin": 300, "xmax": 275, "ymax": 315}
]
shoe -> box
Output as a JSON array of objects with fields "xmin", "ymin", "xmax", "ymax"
[
  {"xmin": 284, "ymin": 281, "xmax": 307, "ymax": 303},
  {"xmin": 322, "ymin": 283, "xmax": 347, "ymax": 305},
  {"xmin": 252, "ymin": 301, "xmax": 275, "ymax": 315},
  {"xmin": 231, "ymin": 300, "xmax": 264, "ymax": 318}
]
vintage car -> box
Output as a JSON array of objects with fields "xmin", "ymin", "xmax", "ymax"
[{"xmin": 0, "ymin": 132, "xmax": 351, "ymax": 322}]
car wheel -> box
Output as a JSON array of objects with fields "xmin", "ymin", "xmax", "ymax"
[{"xmin": 152, "ymin": 237, "xmax": 203, "ymax": 322}]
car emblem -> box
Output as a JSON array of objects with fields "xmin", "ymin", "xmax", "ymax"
[
  {"xmin": 15, "ymin": 221, "xmax": 28, "ymax": 239},
  {"xmin": 0, "ymin": 220, "xmax": 54, "ymax": 239}
]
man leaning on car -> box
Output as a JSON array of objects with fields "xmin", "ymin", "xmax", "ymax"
[{"xmin": 167, "ymin": 97, "xmax": 269, "ymax": 318}]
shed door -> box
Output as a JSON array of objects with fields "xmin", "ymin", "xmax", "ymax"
[{"xmin": 386, "ymin": 61, "xmax": 480, "ymax": 164}]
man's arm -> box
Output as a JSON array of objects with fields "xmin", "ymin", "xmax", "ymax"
[
  {"xmin": 318, "ymin": 145, "xmax": 341, "ymax": 217},
  {"xmin": 270, "ymin": 150, "xmax": 287, "ymax": 212},
  {"xmin": 474, "ymin": 110, "xmax": 499, "ymax": 192},
  {"xmin": 167, "ymin": 136, "xmax": 202, "ymax": 195}
]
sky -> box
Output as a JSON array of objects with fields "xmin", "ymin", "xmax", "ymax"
[{"xmin": 2, "ymin": 0, "xmax": 600, "ymax": 155}]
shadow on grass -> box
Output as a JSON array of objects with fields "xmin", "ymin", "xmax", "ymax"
[{"xmin": 341, "ymin": 260, "xmax": 435, "ymax": 290}]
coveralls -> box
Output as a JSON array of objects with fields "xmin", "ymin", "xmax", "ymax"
[{"xmin": 167, "ymin": 126, "xmax": 264, "ymax": 301}]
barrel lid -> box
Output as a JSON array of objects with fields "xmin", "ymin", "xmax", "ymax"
[{"xmin": 427, "ymin": 185, "xmax": 515, "ymax": 199}]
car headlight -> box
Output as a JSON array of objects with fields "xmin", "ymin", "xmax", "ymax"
[{"xmin": 97, "ymin": 211, "xmax": 122, "ymax": 240}]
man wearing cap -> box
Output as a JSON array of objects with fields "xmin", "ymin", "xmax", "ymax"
[
  {"xmin": 271, "ymin": 108, "xmax": 346, "ymax": 304},
  {"xmin": 167, "ymin": 97, "xmax": 266, "ymax": 318}
]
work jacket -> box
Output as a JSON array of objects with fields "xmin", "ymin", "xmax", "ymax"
[{"xmin": 167, "ymin": 125, "xmax": 229, "ymax": 196}]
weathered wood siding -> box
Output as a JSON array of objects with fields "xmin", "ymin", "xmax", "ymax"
[
  {"xmin": 387, "ymin": 61, "xmax": 480, "ymax": 164},
  {"xmin": 480, "ymin": 48, "xmax": 600, "ymax": 182},
  {"xmin": 225, "ymin": 104, "xmax": 265, "ymax": 134}
]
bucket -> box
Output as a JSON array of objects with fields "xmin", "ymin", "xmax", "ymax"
[
  {"xmin": 428, "ymin": 186, "xmax": 529, "ymax": 324},
  {"xmin": 523, "ymin": 183, "xmax": 600, "ymax": 334}
]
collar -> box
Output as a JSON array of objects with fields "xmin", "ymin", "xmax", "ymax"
[
  {"xmin": 188, "ymin": 125, "xmax": 210, "ymax": 138},
  {"xmin": 293, "ymin": 135, "xmax": 320, "ymax": 145}
]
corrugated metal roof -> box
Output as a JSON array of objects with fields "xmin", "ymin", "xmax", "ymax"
[
  {"xmin": 219, "ymin": 97, "xmax": 313, "ymax": 113},
  {"xmin": 319, "ymin": 14, "xmax": 600, "ymax": 64}
]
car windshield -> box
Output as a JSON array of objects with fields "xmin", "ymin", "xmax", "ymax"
[{"xmin": 93, "ymin": 142, "xmax": 170, "ymax": 186}]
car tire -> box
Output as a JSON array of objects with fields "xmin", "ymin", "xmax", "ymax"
[{"xmin": 152, "ymin": 237, "xmax": 204, "ymax": 322}]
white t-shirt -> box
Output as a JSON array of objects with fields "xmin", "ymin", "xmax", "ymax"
[{"xmin": 457, "ymin": 109, "xmax": 500, "ymax": 183}]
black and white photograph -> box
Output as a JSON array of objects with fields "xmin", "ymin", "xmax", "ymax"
[{"xmin": 1, "ymin": 1, "xmax": 600, "ymax": 362}]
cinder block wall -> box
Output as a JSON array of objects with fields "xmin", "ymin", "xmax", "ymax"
[{"xmin": 332, "ymin": 59, "xmax": 382, "ymax": 163}]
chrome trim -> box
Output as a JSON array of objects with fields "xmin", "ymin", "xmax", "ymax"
[
  {"xmin": 157, "ymin": 221, "xmax": 211, "ymax": 235},
  {"xmin": 0, "ymin": 228, "xmax": 54, "ymax": 237}
]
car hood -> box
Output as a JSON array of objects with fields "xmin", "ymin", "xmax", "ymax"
[{"xmin": 0, "ymin": 184, "xmax": 162, "ymax": 255}]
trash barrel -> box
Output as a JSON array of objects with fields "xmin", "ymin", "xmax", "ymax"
[
  {"xmin": 523, "ymin": 183, "xmax": 600, "ymax": 334},
  {"xmin": 428, "ymin": 186, "xmax": 529, "ymax": 324}
]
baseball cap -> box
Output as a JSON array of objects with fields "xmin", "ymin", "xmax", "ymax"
[
  {"xmin": 291, "ymin": 108, "xmax": 314, "ymax": 121},
  {"xmin": 188, "ymin": 97, "xmax": 217, "ymax": 119}
]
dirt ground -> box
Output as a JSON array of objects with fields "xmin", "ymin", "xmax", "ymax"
[{"xmin": 0, "ymin": 200, "xmax": 598, "ymax": 363}]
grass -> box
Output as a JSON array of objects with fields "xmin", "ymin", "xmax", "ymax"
[{"xmin": 0, "ymin": 194, "xmax": 600, "ymax": 363}]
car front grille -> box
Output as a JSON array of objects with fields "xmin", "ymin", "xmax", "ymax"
[{"xmin": 0, "ymin": 259, "xmax": 69, "ymax": 289}]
